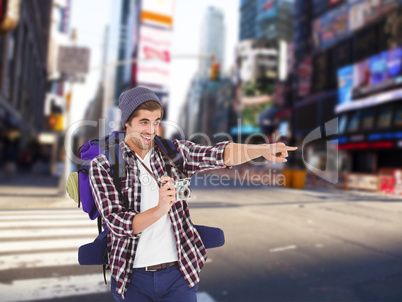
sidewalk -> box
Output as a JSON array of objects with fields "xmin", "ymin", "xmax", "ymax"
[{"xmin": 0, "ymin": 170, "xmax": 76, "ymax": 210}]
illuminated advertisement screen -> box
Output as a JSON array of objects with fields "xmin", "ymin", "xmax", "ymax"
[
  {"xmin": 337, "ymin": 65, "xmax": 354, "ymax": 105},
  {"xmin": 352, "ymin": 59, "xmax": 370, "ymax": 95},
  {"xmin": 135, "ymin": 25, "xmax": 171, "ymax": 88},
  {"xmin": 313, "ymin": 0, "xmax": 400, "ymax": 50},
  {"xmin": 259, "ymin": 0, "xmax": 277, "ymax": 21},
  {"xmin": 387, "ymin": 47, "xmax": 402, "ymax": 78},
  {"xmin": 312, "ymin": 4, "xmax": 348, "ymax": 50},
  {"xmin": 339, "ymin": 114, "xmax": 348, "ymax": 133},
  {"xmin": 337, "ymin": 46, "xmax": 402, "ymax": 106},
  {"xmin": 369, "ymin": 52, "xmax": 388, "ymax": 85},
  {"xmin": 377, "ymin": 107, "xmax": 393, "ymax": 128}
]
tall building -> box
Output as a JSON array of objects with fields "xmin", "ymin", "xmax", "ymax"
[
  {"xmin": 103, "ymin": 0, "xmax": 138, "ymax": 124},
  {"xmin": 198, "ymin": 6, "xmax": 225, "ymax": 79},
  {"xmin": 292, "ymin": 0, "xmax": 402, "ymax": 191},
  {"xmin": 234, "ymin": 0, "xmax": 294, "ymax": 143},
  {"xmin": 239, "ymin": 0, "xmax": 259, "ymax": 41},
  {"xmin": 240, "ymin": 0, "xmax": 294, "ymax": 42},
  {"xmin": 102, "ymin": 0, "xmax": 174, "ymax": 133},
  {"xmin": 0, "ymin": 0, "xmax": 52, "ymax": 145},
  {"xmin": 183, "ymin": 75, "xmax": 206, "ymax": 138},
  {"xmin": 44, "ymin": 0, "xmax": 71, "ymax": 176}
]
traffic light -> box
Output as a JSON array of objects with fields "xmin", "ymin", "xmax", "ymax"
[
  {"xmin": 48, "ymin": 100, "xmax": 64, "ymax": 132},
  {"xmin": 0, "ymin": 0, "xmax": 21, "ymax": 34},
  {"xmin": 210, "ymin": 63, "xmax": 220, "ymax": 81},
  {"xmin": 48, "ymin": 113, "xmax": 64, "ymax": 132}
]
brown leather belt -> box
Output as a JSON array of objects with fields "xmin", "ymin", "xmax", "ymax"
[{"xmin": 138, "ymin": 261, "xmax": 178, "ymax": 272}]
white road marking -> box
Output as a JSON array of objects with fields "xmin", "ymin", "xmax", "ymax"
[
  {"xmin": 0, "ymin": 214, "xmax": 89, "ymax": 221},
  {"xmin": 0, "ymin": 251, "xmax": 81, "ymax": 269},
  {"xmin": 0, "ymin": 219, "xmax": 95, "ymax": 228},
  {"xmin": 0, "ymin": 227, "xmax": 98, "ymax": 239},
  {"xmin": 197, "ymin": 292, "xmax": 217, "ymax": 302},
  {"xmin": 0, "ymin": 274, "xmax": 110, "ymax": 302},
  {"xmin": 269, "ymin": 245, "xmax": 297, "ymax": 253},
  {"xmin": 0, "ymin": 209, "xmax": 83, "ymax": 215},
  {"xmin": 0, "ymin": 210, "xmax": 218, "ymax": 302},
  {"xmin": 0, "ymin": 274, "xmax": 217, "ymax": 302},
  {"xmin": 0, "ymin": 237, "xmax": 98, "ymax": 253}
]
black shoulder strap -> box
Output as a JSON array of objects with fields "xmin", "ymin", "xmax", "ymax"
[
  {"xmin": 108, "ymin": 144, "xmax": 129, "ymax": 210},
  {"xmin": 154, "ymin": 136, "xmax": 184, "ymax": 176}
]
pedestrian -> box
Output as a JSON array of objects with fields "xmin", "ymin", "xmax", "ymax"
[{"xmin": 89, "ymin": 86, "xmax": 297, "ymax": 301}]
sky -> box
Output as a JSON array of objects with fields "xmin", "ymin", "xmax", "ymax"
[{"xmin": 69, "ymin": 0, "xmax": 239, "ymax": 130}]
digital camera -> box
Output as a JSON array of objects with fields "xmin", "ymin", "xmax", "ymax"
[{"xmin": 173, "ymin": 178, "xmax": 192, "ymax": 201}]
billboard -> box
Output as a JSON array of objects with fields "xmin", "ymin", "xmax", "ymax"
[
  {"xmin": 349, "ymin": 0, "xmax": 399, "ymax": 32},
  {"xmin": 312, "ymin": 0, "xmax": 400, "ymax": 50},
  {"xmin": 141, "ymin": 0, "xmax": 174, "ymax": 28},
  {"xmin": 259, "ymin": 0, "xmax": 278, "ymax": 21},
  {"xmin": 312, "ymin": 3, "xmax": 348, "ymax": 50},
  {"xmin": 57, "ymin": 46, "xmax": 90, "ymax": 74},
  {"xmin": 136, "ymin": 25, "xmax": 172, "ymax": 88},
  {"xmin": 337, "ymin": 65, "xmax": 354, "ymax": 105},
  {"xmin": 336, "ymin": 46, "xmax": 402, "ymax": 108}
]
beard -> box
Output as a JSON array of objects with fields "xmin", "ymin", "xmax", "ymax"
[{"xmin": 129, "ymin": 133, "xmax": 154, "ymax": 150}]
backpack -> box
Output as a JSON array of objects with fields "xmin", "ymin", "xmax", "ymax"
[{"xmin": 66, "ymin": 131, "xmax": 225, "ymax": 281}]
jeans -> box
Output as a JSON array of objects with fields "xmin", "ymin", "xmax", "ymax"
[{"xmin": 111, "ymin": 264, "xmax": 199, "ymax": 301}]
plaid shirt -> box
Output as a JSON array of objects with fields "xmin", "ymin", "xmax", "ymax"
[{"xmin": 89, "ymin": 138, "xmax": 230, "ymax": 298}]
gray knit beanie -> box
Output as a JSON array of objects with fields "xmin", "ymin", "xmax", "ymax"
[{"xmin": 118, "ymin": 86, "xmax": 162, "ymax": 127}]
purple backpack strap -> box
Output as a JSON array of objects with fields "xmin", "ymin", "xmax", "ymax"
[{"xmin": 77, "ymin": 131, "xmax": 126, "ymax": 220}]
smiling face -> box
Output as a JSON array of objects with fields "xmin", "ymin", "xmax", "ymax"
[{"xmin": 124, "ymin": 108, "xmax": 162, "ymax": 158}]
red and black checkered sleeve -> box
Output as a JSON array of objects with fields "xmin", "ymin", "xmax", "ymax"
[
  {"xmin": 174, "ymin": 140, "xmax": 232, "ymax": 178},
  {"xmin": 89, "ymin": 154, "xmax": 140, "ymax": 239}
]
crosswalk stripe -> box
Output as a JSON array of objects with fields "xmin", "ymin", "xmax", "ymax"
[
  {"xmin": 0, "ymin": 209, "xmax": 83, "ymax": 215},
  {"xmin": 0, "ymin": 210, "xmax": 218, "ymax": 302},
  {"xmin": 0, "ymin": 227, "xmax": 98, "ymax": 239},
  {"xmin": 0, "ymin": 274, "xmax": 110, "ymax": 302},
  {"xmin": 0, "ymin": 273, "xmax": 217, "ymax": 302},
  {"xmin": 0, "ymin": 220, "xmax": 95, "ymax": 228},
  {"xmin": 0, "ymin": 251, "xmax": 80, "ymax": 270},
  {"xmin": 0, "ymin": 214, "xmax": 90, "ymax": 221},
  {"xmin": 0, "ymin": 237, "xmax": 97, "ymax": 254}
]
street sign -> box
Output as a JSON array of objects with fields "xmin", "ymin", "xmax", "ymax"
[{"xmin": 57, "ymin": 46, "xmax": 90, "ymax": 74}]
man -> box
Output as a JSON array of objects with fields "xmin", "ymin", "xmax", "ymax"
[{"xmin": 89, "ymin": 86, "xmax": 297, "ymax": 301}]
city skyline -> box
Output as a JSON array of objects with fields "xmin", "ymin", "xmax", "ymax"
[{"xmin": 69, "ymin": 0, "xmax": 239, "ymax": 131}]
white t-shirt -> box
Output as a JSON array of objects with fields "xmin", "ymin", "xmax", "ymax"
[{"xmin": 133, "ymin": 150, "xmax": 178, "ymax": 268}]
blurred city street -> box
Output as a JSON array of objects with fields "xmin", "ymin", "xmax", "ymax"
[
  {"xmin": 2, "ymin": 0, "xmax": 402, "ymax": 301},
  {"xmin": 1, "ymin": 174, "xmax": 402, "ymax": 302}
]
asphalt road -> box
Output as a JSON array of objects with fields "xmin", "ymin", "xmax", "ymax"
[
  {"xmin": 189, "ymin": 187, "xmax": 402, "ymax": 302},
  {"xmin": 1, "ymin": 174, "xmax": 402, "ymax": 301}
]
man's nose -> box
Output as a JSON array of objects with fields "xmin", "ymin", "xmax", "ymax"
[{"xmin": 148, "ymin": 123, "xmax": 156, "ymax": 134}]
